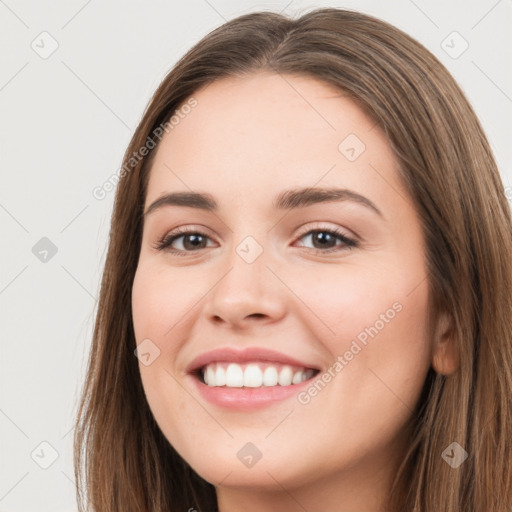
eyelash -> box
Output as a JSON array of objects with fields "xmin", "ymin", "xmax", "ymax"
[{"xmin": 152, "ymin": 225, "xmax": 358, "ymax": 256}]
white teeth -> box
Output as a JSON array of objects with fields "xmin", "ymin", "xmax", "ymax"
[
  {"xmin": 215, "ymin": 365, "xmax": 226, "ymax": 386},
  {"xmin": 292, "ymin": 370, "xmax": 304, "ymax": 384},
  {"xmin": 225, "ymin": 363, "xmax": 244, "ymax": 387},
  {"xmin": 205, "ymin": 365, "xmax": 215, "ymax": 387},
  {"xmin": 243, "ymin": 364, "xmax": 263, "ymax": 387},
  {"xmin": 201, "ymin": 362, "xmax": 316, "ymax": 388},
  {"xmin": 263, "ymin": 366, "xmax": 278, "ymax": 386},
  {"xmin": 278, "ymin": 366, "xmax": 293, "ymax": 386}
]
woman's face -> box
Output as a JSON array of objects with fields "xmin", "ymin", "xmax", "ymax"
[{"xmin": 131, "ymin": 72, "xmax": 433, "ymax": 494}]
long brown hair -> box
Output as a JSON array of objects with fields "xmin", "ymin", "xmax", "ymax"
[{"xmin": 74, "ymin": 8, "xmax": 512, "ymax": 511}]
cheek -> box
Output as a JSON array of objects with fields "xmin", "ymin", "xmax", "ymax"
[
  {"xmin": 131, "ymin": 264, "xmax": 182, "ymax": 400},
  {"xmin": 288, "ymin": 260, "xmax": 430, "ymax": 351},
  {"xmin": 131, "ymin": 262, "xmax": 204, "ymax": 342},
  {"xmin": 131, "ymin": 261, "xmax": 212, "ymax": 428},
  {"xmin": 130, "ymin": 264, "xmax": 154, "ymax": 339},
  {"xmin": 287, "ymin": 267, "xmax": 431, "ymax": 468},
  {"xmin": 131, "ymin": 265, "xmax": 189, "ymax": 447},
  {"xmin": 292, "ymin": 261, "xmax": 431, "ymax": 409}
]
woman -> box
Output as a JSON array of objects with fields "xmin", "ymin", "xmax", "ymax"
[{"xmin": 74, "ymin": 7, "xmax": 512, "ymax": 511}]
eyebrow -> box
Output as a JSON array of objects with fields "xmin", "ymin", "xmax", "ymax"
[{"xmin": 144, "ymin": 187, "xmax": 383, "ymax": 218}]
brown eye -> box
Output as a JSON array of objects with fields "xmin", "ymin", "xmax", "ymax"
[
  {"xmin": 154, "ymin": 229, "xmax": 215, "ymax": 253},
  {"xmin": 296, "ymin": 228, "xmax": 357, "ymax": 253}
]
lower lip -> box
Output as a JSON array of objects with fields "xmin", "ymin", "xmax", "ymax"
[{"xmin": 188, "ymin": 373, "xmax": 314, "ymax": 410}]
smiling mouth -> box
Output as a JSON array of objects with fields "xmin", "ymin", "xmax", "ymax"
[{"xmin": 194, "ymin": 361, "xmax": 321, "ymax": 388}]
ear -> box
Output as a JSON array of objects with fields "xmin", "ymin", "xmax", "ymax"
[{"xmin": 432, "ymin": 311, "xmax": 459, "ymax": 375}]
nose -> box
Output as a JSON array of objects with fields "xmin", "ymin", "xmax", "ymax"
[{"xmin": 203, "ymin": 244, "xmax": 287, "ymax": 329}]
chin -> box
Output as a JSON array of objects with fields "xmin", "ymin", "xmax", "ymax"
[
  {"xmin": 169, "ymin": 436, "xmax": 311, "ymax": 489},
  {"xmin": 192, "ymin": 459, "xmax": 306, "ymax": 490}
]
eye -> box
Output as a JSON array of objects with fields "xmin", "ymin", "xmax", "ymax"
[
  {"xmin": 294, "ymin": 227, "xmax": 357, "ymax": 253},
  {"xmin": 152, "ymin": 227, "xmax": 215, "ymax": 255},
  {"xmin": 152, "ymin": 225, "xmax": 358, "ymax": 255}
]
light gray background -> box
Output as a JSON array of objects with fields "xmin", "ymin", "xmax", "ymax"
[{"xmin": 1, "ymin": 1, "xmax": 510, "ymax": 510}]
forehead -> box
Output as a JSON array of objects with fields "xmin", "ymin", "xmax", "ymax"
[{"xmin": 144, "ymin": 72, "xmax": 402, "ymax": 209}]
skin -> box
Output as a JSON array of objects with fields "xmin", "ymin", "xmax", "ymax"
[{"xmin": 131, "ymin": 72, "xmax": 455, "ymax": 512}]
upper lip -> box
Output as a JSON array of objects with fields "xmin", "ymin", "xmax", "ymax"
[{"xmin": 186, "ymin": 347, "xmax": 320, "ymax": 374}]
